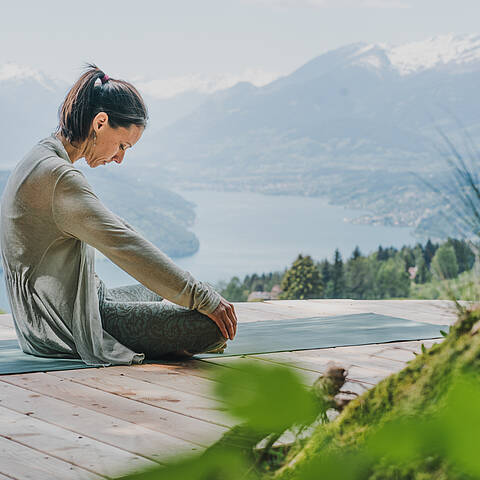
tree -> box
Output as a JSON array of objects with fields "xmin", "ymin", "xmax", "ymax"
[
  {"xmin": 431, "ymin": 243, "xmax": 459, "ymax": 280},
  {"xmin": 375, "ymin": 258, "xmax": 410, "ymax": 298},
  {"xmin": 280, "ymin": 254, "xmax": 323, "ymax": 300},
  {"xmin": 319, "ymin": 260, "xmax": 331, "ymax": 289},
  {"xmin": 220, "ymin": 276, "xmax": 248, "ymax": 302},
  {"xmin": 345, "ymin": 256, "xmax": 375, "ymax": 299},
  {"xmin": 446, "ymin": 238, "xmax": 475, "ymax": 273},
  {"xmin": 423, "ymin": 239, "xmax": 438, "ymax": 268},
  {"xmin": 351, "ymin": 246, "xmax": 362, "ymax": 260},
  {"xmin": 329, "ymin": 249, "xmax": 345, "ymax": 299},
  {"xmin": 376, "ymin": 245, "xmax": 387, "ymax": 261}
]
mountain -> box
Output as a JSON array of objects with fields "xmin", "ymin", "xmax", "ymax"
[
  {"xmin": 133, "ymin": 34, "xmax": 480, "ymax": 237},
  {"xmin": 3, "ymin": 34, "xmax": 480, "ymax": 240}
]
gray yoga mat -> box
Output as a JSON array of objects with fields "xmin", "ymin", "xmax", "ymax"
[
  {"xmin": 0, "ymin": 313, "xmax": 447, "ymax": 374},
  {"xmin": 195, "ymin": 312, "xmax": 448, "ymax": 358}
]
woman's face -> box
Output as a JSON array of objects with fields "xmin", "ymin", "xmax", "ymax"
[{"xmin": 85, "ymin": 112, "xmax": 144, "ymax": 168}]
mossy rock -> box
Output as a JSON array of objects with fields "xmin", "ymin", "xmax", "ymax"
[{"xmin": 272, "ymin": 306, "xmax": 480, "ymax": 480}]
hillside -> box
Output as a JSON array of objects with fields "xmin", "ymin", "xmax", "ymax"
[{"xmin": 273, "ymin": 306, "xmax": 480, "ymax": 479}]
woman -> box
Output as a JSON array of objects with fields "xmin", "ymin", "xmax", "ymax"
[{"xmin": 0, "ymin": 64, "xmax": 237, "ymax": 366}]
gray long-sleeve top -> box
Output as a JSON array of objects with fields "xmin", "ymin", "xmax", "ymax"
[{"xmin": 0, "ymin": 133, "xmax": 221, "ymax": 366}]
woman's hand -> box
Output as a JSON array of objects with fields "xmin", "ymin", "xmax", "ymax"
[{"xmin": 206, "ymin": 297, "xmax": 238, "ymax": 340}]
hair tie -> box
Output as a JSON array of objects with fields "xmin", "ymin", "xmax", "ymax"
[{"xmin": 100, "ymin": 74, "xmax": 110, "ymax": 84}]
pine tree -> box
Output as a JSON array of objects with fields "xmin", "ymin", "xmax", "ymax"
[
  {"xmin": 423, "ymin": 239, "xmax": 438, "ymax": 268},
  {"xmin": 330, "ymin": 249, "xmax": 345, "ymax": 299},
  {"xmin": 446, "ymin": 238, "xmax": 475, "ymax": 274},
  {"xmin": 351, "ymin": 246, "xmax": 362, "ymax": 260},
  {"xmin": 280, "ymin": 254, "xmax": 323, "ymax": 300},
  {"xmin": 319, "ymin": 260, "xmax": 331, "ymax": 289}
]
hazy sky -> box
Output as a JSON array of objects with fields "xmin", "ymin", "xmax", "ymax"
[{"xmin": 2, "ymin": 0, "xmax": 479, "ymax": 97}]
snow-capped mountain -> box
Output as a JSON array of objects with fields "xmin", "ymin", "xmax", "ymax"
[
  {"xmin": 133, "ymin": 33, "xmax": 480, "ymax": 191},
  {"xmin": 0, "ymin": 62, "xmax": 65, "ymax": 90},
  {"xmin": 385, "ymin": 33, "xmax": 480, "ymax": 75},
  {"xmin": 346, "ymin": 34, "xmax": 480, "ymax": 76}
]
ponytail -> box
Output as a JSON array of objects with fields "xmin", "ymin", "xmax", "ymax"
[{"xmin": 56, "ymin": 63, "xmax": 148, "ymax": 145}]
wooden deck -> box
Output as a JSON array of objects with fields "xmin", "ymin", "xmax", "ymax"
[{"xmin": 0, "ymin": 299, "xmax": 458, "ymax": 479}]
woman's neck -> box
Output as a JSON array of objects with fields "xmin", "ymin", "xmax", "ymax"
[{"xmin": 55, "ymin": 133, "xmax": 86, "ymax": 163}]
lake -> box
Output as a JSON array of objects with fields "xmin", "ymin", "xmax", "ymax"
[
  {"xmin": 0, "ymin": 190, "xmax": 416, "ymax": 312},
  {"xmin": 97, "ymin": 189, "xmax": 416, "ymax": 286}
]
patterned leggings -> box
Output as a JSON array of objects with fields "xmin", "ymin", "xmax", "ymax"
[{"xmin": 95, "ymin": 275, "xmax": 226, "ymax": 359}]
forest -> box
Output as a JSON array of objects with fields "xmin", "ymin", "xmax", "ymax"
[{"xmin": 218, "ymin": 238, "xmax": 477, "ymax": 302}]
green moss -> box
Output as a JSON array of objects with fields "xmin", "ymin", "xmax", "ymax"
[{"xmin": 272, "ymin": 306, "xmax": 480, "ymax": 480}]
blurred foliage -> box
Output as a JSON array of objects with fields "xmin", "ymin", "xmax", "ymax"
[
  {"xmin": 117, "ymin": 361, "xmax": 330, "ymax": 480},
  {"xmin": 116, "ymin": 306, "xmax": 480, "ymax": 480}
]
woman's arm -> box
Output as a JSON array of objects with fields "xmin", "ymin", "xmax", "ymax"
[{"xmin": 52, "ymin": 169, "xmax": 221, "ymax": 316}]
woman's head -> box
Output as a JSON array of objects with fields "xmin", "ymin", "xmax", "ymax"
[{"xmin": 55, "ymin": 63, "xmax": 148, "ymax": 167}]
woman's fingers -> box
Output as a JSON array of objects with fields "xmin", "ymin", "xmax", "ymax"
[
  {"xmin": 214, "ymin": 316, "xmax": 229, "ymax": 339},
  {"xmin": 222, "ymin": 301, "xmax": 237, "ymax": 340},
  {"xmin": 226, "ymin": 304, "xmax": 237, "ymax": 338},
  {"xmin": 230, "ymin": 304, "xmax": 238, "ymax": 336},
  {"xmin": 207, "ymin": 298, "xmax": 239, "ymax": 341},
  {"xmin": 224, "ymin": 309, "xmax": 235, "ymax": 340}
]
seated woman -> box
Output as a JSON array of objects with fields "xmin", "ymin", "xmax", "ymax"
[{"xmin": 0, "ymin": 63, "xmax": 237, "ymax": 366}]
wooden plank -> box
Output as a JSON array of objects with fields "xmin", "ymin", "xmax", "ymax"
[
  {"xmin": 231, "ymin": 304, "xmax": 295, "ymax": 322},
  {"xmin": 257, "ymin": 351, "xmax": 391, "ymax": 384},
  {"xmin": 200, "ymin": 354, "xmax": 325, "ymax": 385},
  {"xmin": 0, "ymin": 435, "xmax": 102, "ymax": 480},
  {"xmin": 0, "ymin": 405, "xmax": 155, "ymax": 478},
  {"xmin": 0, "ymin": 326, "xmax": 16, "ymax": 340},
  {"xmin": 0, "ymin": 373, "xmax": 228, "ymax": 446},
  {"xmin": 288, "ymin": 348, "xmax": 408, "ymax": 372},
  {"xmin": 0, "ymin": 473, "xmax": 15, "ymax": 480},
  {"xmin": 0, "ymin": 381, "xmax": 201, "ymax": 463},
  {"xmin": 234, "ymin": 348, "xmax": 400, "ymax": 376},
  {"xmin": 264, "ymin": 300, "xmax": 362, "ymax": 317},
  {"xmin": 199, "ymin": 352, "xmax": 385, "ymax": 386},
  {"xmin": 372, "ymin": 347, "xmax": 416, "ymax": 363},
  {"xmin": 384, "ymin": 339, "xmax": 444, "ymax": 352},
  {"xmin": 350, "ymin": 301, "xmax": 456, "ymax": 325},
  {"xmin": 109, "ymin": 364, "xmax": 220, "ymax": 400},
  {"xmin": 0, "ymin": 315, "xmax": 13, "ymax": 329},
  {"xmin": 144, "ymin": 358, "xmax": 229, "ymax": 380},
  {"xmin": 48, "ymin": 369, "xmax": 234, "ymax": 427}
]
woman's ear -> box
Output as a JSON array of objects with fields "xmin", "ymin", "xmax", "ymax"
[{"xmin": 93, "ymin": 112, "xmax": 109, "ymax": 133}]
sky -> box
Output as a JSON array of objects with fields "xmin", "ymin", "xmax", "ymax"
[{"xmin": 1, "ymin": 0, "xmax": 479, "ymax": 98}]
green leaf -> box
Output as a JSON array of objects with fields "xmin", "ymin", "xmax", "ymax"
[
  {"xmin": 213, "ymin": 361, "xmax": 319, "ymax": 434},
  {"xmin": 118, "ymin": 446, "xmax": 250, "ymax": 480}
]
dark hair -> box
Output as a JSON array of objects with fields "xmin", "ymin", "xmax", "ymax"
[{"xmin": 55, "ymin": 63, "xmax": 148, "ymax": 145}]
